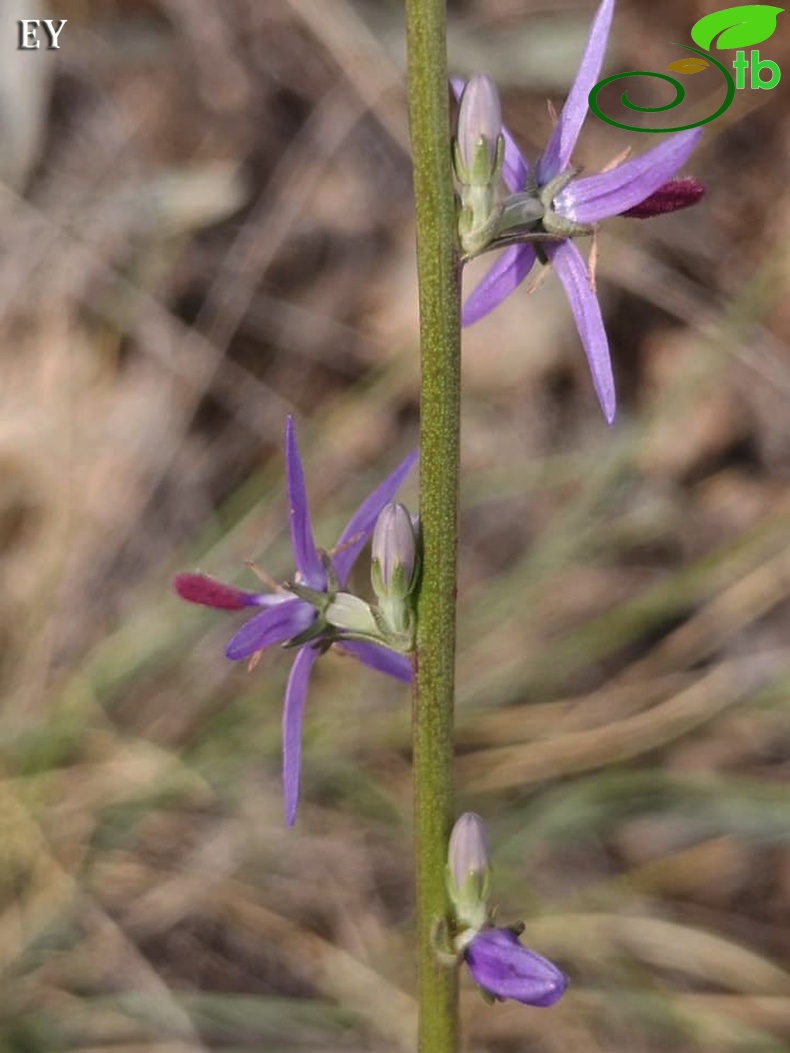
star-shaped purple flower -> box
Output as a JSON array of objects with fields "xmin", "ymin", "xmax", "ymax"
[
  {"xmin": 175, "ymin": 416, "xmax": 416, "ymax": 826},
  {"xmin": 458, "ymin": 0, "xmax": 703, "ymax": 423},
  {"xmin": 464, "ymin": 927, "xmax": 568, "ymax": 1007}
]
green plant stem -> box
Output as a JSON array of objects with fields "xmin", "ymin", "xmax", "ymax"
[{"xmin": 405, "ymin": 0, "xmax": 461, "ymax": 1050}]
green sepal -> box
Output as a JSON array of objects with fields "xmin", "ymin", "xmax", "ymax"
[
  {"xmin": 376, "ymin": 599, "xmax": 415, "ymax": 648},
  {"xmin": 371, "ymin": 557, "xmax": 414, "ymax": 604},
  {"xmin": 431, "ymin": 917, "xmax": 460, "ymax": 968},
  {"xmin": 456, "ymin": 134, "xmax": 505, "ymax": 256},
  {"xmin": 282, "ymin": 619, "xmax": 330, "ymax": 649},
  {"xmin": 473, "ymin": 167, "xmax": 593, "ymax": 259},
  {"xmin": 453, "ymin": 132, "xmax": 503, "ymax": 188},
  {"xmin": 495, "ymin": 190, "xmax": 545, "ymax": 235},
  {"xmin": 478, "ymin": 986, "xmax": 498, "ymax": 1006},
  {"xmin": 284, "ymin": 581, "xmax": 332, "ymax": 612},
  {"xmin": 445, "ymin": 862, "xmax": 490, "ymax": 934},
  {"xmin": 325, "ymin": 593, "xmax": 379, "ymax": 635}
]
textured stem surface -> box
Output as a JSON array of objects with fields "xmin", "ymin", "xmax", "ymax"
[{"xmin": 405, "ymin": 0, "xmax": 461, "ymax": 1050}]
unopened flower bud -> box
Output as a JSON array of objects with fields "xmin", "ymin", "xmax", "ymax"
[
  {"xmin": 447, "ymin": 812, "xmax": 490, "ymax": 932},
  {"xmin": 456, "ymin": 74, "xmax": 502, "ymax": 184},
  {"xmin": 372, "ymin": 503, "xmax": 417, "ymax": 603},
  {"xmin": 449, "ymin": 812, "xmax": 489, "ymax": 891},
  {"xmin": 454, "ymin": 74, "xmax": 504, "ymax": 256}
]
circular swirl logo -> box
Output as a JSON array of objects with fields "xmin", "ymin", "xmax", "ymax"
[{"xmin": 588, "ymin": 43, "xmax": 736, "ymax": 133}]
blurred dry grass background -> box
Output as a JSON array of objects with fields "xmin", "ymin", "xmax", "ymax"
[{"xmin": 1, "ymin": 0, "xmax": 790, "ymax": 1049}]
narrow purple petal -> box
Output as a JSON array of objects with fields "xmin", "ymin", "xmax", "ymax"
[
  {"xmin": 544, "ymin": 239, "xmax": 615, "ymax": 424},
  {"xmin": 537, "ymin": 0, "xmax": 615, "ymax": 185},
  {"xmin": 331, "ymin": 450, "xmax": 418, "ymax": 587},
  {"xmin": 334, "ymin": 639, "xmax": 412, "ymax": 682},
  {"xmin": 174, "ymin": 572, "xmax": 264, "ymax": 610},
  {"xmin": 465, "ymin": 928, "xmax": 568, "ymax": 1007},
  {"xmin": 462, "ymin": 243, "xmax": 537, "ymax": 327},
  {"xmin": 451, "ymin": 76, "xmax": 528, "ymax": 192},
  {"xmin": 224, "ymin": 598, "xmax": 315, "ymax": 661},
  {"xmin": 282, "ymin": 645, "xmax": 320, "ymax": 826},
  {"xmin": 555, "ymin": 128, "xmax": 702, "ymax": 224},
  {"xmin": 501, "ymin": 125, "xmax": 530, "ymax": 194},
  {"xmin": 285, "ymin": 416, "xmax": 327, "ymax": 591}
]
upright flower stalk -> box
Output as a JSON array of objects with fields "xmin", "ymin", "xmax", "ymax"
[
  {"xmin": 405, "ymin": 0, "xmax": 461, "ymax": 1048},
  {"xmin": 172, "ymin": 0, "xmax": 709, "ymax": 1044}
]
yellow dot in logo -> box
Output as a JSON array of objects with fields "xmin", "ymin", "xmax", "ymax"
[{"xmin": 665, "ymin": 58, "xmax": 711, "ymax": 75}]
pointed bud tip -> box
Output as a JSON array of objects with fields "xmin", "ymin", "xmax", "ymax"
[
  {"xmin": 448, "ymin": 812, "xmax": 489, "ymax": 890},
  {"xmin": 621, "ymin": 177, "xmax": 705, "ymax": 220},
  {"xmin": 372, "ymin": 502, "xmax": 417, "ymax": 597},
  {"xmin": 173, "ymin": 572, "xmax": 259, "ymax": 610},
  {"xmin": 457, "ymin": 73, "xmax": 502, "ymax": 175}
]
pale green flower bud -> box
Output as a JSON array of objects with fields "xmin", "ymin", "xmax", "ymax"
[
  {"xmin": 372, "ymin": 503, "xmax": 416, "ymax": 599},
  {"xmin": 456, "ymin": 75, "xmax": 501, "ymax": 185},
  {"xmin": 371, "ymin": 503, "xmax": 418, "ymax": 642},
  {"xmin": 454, "ymin": 75, "xmax": 504, "ymax": 256},
  {"xmin": 447, "ymin": 812, "xmax": 490, "ymax": 932}
]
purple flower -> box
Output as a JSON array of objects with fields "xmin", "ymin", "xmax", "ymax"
[
  {"xmin": 464, "ymin": 927, "xmax": 568, "ymax": 1007},
  {"xmin": 175, "ymin": 416, "xmax": 416, "ymax": 826},
  {"xmin": 457, "ymin": 0, "xmax": 703, "ymax": 423}
]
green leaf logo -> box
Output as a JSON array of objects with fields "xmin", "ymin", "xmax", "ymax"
[
  {"xmin": 691, "ymin": 5, "xmax": 783, "ymax": 50},
  {"xmin": 666, "ymin": 57, "xmax": 711, "ymax": 74}
]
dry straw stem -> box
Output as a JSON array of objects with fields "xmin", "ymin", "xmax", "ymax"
[
  {"xmin": 459, "ymin": 494, "xmax": 790, "ymax": 709},
  {"xmin": 679, "ymin": 995, "xmax": 790, "ymax": 1037},
  {"xmin": 472, "ymin": 991, "xmax": 790, "ymax": 1050},
  {"xmin": 460, "ymin": 991, "xmax": 603, "ymax": 1053},
  {"xmin": 0, "ymin": 58, "xmax": 402, "ymax": 621},
  {"xmin": 0, "ymin": 783, "xmax": 207, "ymax": 1047},
  {"xmin": 0, "ymin": 780, "xmax": 74, "ymax": 974},
  {"xmin": 216, "ymin": 883, "xmax": 417, "ymax": 1050},
  {"xmin": 528, "ymin": 913, "xmax": 790, "ymax": 995},
  {"xmin": 611, "ymin": 541, "xmax": 790, "ymax": 684},
  {"xmin": 98, "ymin": 859, "xmax": 417, "ymax": 1051},
  {"xmin": 456, "ymin": 671, "xmax": 692, "ymax": 747},
  {"xmin": 595, "ymin": 835, "xmax": 745, "ymax": 899},
  {"xmin": 457, "ymin": 527, "xmax": 790, "ymax": 753},
  {"xmin": 459, "ymin": 655, "xmax": 782, "ymax": 793},
  {"xmin": 20, "ymin": 736, "xmax": 211, "ymax": 817},
  {"xmin": 80, "ymin": 902, "xmax": 212, "ymax": 1047},
  {"xmin": 285, "ymin": 0, "xmax": 409, "ymax": 149},
  {"xmin": 68, "ymin": 1047, "xmax": 202, "ymax": 1053}
]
